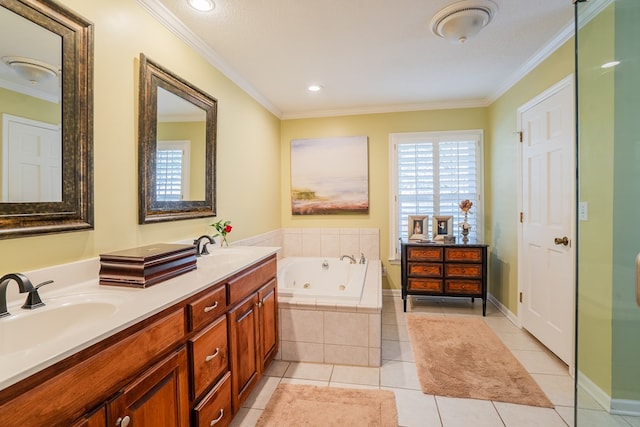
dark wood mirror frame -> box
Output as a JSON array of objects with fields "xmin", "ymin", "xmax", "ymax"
[
  {"xmin": 138, "ymin": 53, "xmax": 217, "ymax": 224},
  {"xmin": 0, "ymin": 0, "xmax": 93, "ymax": 239}
]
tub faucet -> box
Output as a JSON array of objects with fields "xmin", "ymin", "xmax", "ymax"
[
  {"xmin": 340, "ymin": 254, "xmax": 356, "ymax": 264},
  {"xmin": 359, "ymin": 253, "xmax": 366, "ymax": 264},
  {"xmin": 0, "ymin": 273, "xmax": 36, "ymax": 318},
  {"xmin": 193, "ymin": 235, "xmax": 215, "ymax": 256}
]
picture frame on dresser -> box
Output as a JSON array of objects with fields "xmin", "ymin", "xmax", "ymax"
[
  {"xmin": 432, "ymin": 215, "xmax": 452, "ymax": 241},
  {"xmin": 408, "ymin": 215, "xmax": 428, "ymax": 240}
]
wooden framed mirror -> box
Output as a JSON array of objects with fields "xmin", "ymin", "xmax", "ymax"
[
  {"xmin": 138, "ymin": 54, "xmax": 217, "ymax": 224},
  {"xmin": 0, "ymin": 0, "xmax": 93, "ymax": 238}
]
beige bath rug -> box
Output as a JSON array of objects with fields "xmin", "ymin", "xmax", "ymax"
[
  {"xmin": 256, "ymin": 384, "xmax": 398, "ymax": 426},
  {"xmin": 406, "ymin": 315, "xmax": 553, "ymax": 408}
]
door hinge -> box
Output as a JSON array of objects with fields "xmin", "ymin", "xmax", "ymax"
[
  {"xmin": 520, "ymin": 212, "xmax": 523, "ymax": 223},
  {"xmin": 519, "ymin": 292, "xmax": 523, "ymax": 303},
  {"xmin": 517, "ymin": 131, "xmax": 523, "ymax": 143}
]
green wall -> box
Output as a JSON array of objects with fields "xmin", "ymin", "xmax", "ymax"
[
  {"xmin": 611, "ymin": 0, "xmax": 640, "ymax": 402},
  {"xmin": 577, "ymin": 3, "xmax": 615, "ymax": 397}
]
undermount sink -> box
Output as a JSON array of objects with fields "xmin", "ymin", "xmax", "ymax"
[
  {"xmin": 0, "ymin": 293, "xmax": 123, "ymax": 355},
  {"xmin": 202, "ymin": 248, "xmax": 250, "ymax": 262}
]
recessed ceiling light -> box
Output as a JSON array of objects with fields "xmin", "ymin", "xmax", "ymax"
[
  {"xmin": 187, "ymin": 0, "xmax": 215, "ymax": 12},
  {"xmin": 307, "ymin": 84, "xmax": 323, "ymax": 92},
  {"xmin": 601, "ymin": 61, "xmax": 620, "ymax": 69}
]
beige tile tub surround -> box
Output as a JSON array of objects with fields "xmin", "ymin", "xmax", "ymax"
[{"xmin": 277, "ymin": 260, "xmax": 382, "ymax": 367}]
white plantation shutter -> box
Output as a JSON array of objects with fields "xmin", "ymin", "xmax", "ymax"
[
  {"xmin": 390, "ymin": 130, "xmax": 483, "ymax": 258},
  {"xmin": 156, "ymin": 140, "xmax": 191, "ymax": 202}
]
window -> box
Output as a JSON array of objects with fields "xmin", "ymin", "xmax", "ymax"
[
  {"xmin": 389, "ymin": 130, "xmax": 484, "ymax": 259},
  {"xmin": 156, "ymin": 140, "xmax": 191, "ymax": 201}
]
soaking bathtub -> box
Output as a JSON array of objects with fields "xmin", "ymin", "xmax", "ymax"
[
  {"xmin": 277, "ymin": 257, "xmax": 367, "ymax": 301},
  {"xmin": 276, "ymin": 257, "xmax": 382, "ymax": 367}
]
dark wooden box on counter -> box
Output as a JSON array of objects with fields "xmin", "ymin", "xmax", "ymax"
[{"xmin": 99, "ymin": 243, "xmax": 197, "ymax": 288}]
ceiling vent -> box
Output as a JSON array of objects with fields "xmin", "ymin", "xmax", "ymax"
[{"xmin": 431, "ymin": 0, "xmax": 498, "ymax": 44}]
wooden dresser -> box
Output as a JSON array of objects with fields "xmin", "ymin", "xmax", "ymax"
[{"xmin": 401, "ymin": 240, "xmax": 489, "ymax": 315}]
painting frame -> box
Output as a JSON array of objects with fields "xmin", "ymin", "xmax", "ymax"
[
  {"xmin": 408, "ymin": 215, "xmax": 428, "ymax": 241},
  {"xmin": 432, "ymin": 215, "xmax": 453, "ymax": 241},
  {"xmin": 290, "ymin": 136, "xmax": 369, "ymax": 215}
]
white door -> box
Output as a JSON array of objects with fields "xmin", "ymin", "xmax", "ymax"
[
  {"xmin": 519, "ymin": 76, "xmax": 575, "ymax": 366},
  {"xmin": 2, "ymin": 114, "xmax": 61, "ymax": 202}
]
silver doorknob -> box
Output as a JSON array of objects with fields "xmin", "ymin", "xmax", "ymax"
[
  {"xmin": 554, "ymin": 236, "xmax": 569, "ymax": 246},
  {"xmin": 116, "ymin": 416, "xmax": 131, "ymax": 427}
]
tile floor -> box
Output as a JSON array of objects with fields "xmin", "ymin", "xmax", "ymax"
[{"xmin": 229, "ymin": 295, "xmax": 638, "ymax": 427}]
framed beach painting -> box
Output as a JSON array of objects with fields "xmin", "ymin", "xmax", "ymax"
[{"xmin": 290, "ymin": 136, "xmax": 369, "ymax": 215}]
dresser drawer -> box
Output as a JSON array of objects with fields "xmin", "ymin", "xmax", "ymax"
[
  {"xmin": 407, "ymin": 246, "xmax": 443, "ymax": 262},
  {"xmin": 408, "ymin": 278, "xmax": 443, "ymax": 293},
  {"xmin": 408, "ymin": 263, "xmax": 443, "ymax": 277},
  {"xmin": 189, "ymin": 315, "xmax": 229, "ymax": 399},
  {"xmin": 445, "ymin": 263, "xmax": 482, "ymax": 278},
  {"xmin": 193, "ymin": 371, "xmax": 232, "ymax": 427},
  {"xmin": 188, "ymin": 284, "xmax": 228, "ymax": 332},
  {"xmin": 445, "ymin": 280, "xmax": 482, "ymax": 295},
  {"xmin": 444, "ymin": 247, "xmax": 483, "ymax": 263}
]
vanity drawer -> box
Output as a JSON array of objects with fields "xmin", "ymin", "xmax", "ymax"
[
  {"xmin": 444, "ymin": 264, "xmax": 482, "ymax": 278},
  {"xmin": 407, "ymin": 246, "xmax": 443, "ymax": 262},
  {"xmin": 444, "ymin": 247, "xmax": 483, "ymax": 263},
  {"xmin": 189, "ymin": 316, "xmax": 229, "ymax": 399},
  {"xmin": 445, "ymin": 280, "xmax": 482, "ymax": 295},
  {"xmin": 408, "ymin": 278, "xmax": 443, "ymax": 293},
  {"xmin": 408, "ymin": 263, "xmax": 443, "ymax": 277},
  {"xmin": 193, "ymin": 371, "xmax": 232, "ymax": 427},
  {"xmin": 228, "ymin": 257, "xmax": 277, "ymax": 306},
  {"xmin": 188, "ymin": 284, "xmax": 227, "ymax": 332}
]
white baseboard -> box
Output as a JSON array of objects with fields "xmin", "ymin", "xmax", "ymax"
[
  {"xmin": 578, "ymin": 370, "xmax": 611, "ymax": 412},
  {"xmin": 487, "ymin": 293, "xmax": 519, "ymax": 327},
  {"xmin": 383, "ymin": 288, "xmax": 401, "ymax": 298},
  {"xmin": 611, "ymin": 398, "xmax": 640, "ymax": 417}
]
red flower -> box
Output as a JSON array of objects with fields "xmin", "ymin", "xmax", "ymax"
[{"xmin": 224, "ymin": 225, "xmax": 232, "ymax": 234}]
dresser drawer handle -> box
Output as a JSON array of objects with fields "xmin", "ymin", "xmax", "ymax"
[
  {"xmin": 203, "ymin": 301, "xmax": 219, "ymax": 312},
  {"xmin": 210, "ymin": 409, "xmax": 224, "ymax": 425},
  {"xmin": 205, "ymin": 348, "xmax": 220, "ymax": 362}
]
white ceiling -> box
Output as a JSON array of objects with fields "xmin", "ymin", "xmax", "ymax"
[{"xmin": 141, "ymin": 0, "xmax": 574, "ymax": 119}]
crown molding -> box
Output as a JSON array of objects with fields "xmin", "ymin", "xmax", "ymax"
[
  {"xmin": 281, "ymin": 98, "xmax": 490, "ymax": 120},
  {"xmin": 136, "ymin": 0, "xmax": 282, "ymax": 118}
]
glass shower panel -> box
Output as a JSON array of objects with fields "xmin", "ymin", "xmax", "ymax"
[{"xmin": 576, "ymin": 0, "xmax": 640, "ymax": 425}]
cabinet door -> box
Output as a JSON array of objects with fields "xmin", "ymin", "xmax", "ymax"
[
  {"xmin": 228, "ymin": 293, "xmax": 260, "ymax": 412},
  {"xmin": 258, "ymin": 279, "xmax": 278, "ymax": 371},
  {"xmin": 107, "ymin": 347, "xmax": 189, "ymax": 427},
  {"xmin": 70, "ymin": 406, "xmax": 106, "ymax": 427}
]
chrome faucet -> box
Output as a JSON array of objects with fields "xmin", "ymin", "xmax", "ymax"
[
  {"xmin": 359, "ymin": 253, "xmax": 366, "ymax": 264},
  {"xmin": 0, "ymin": 273, "xmax": 45, "ymax": 318},
  {"xmin": 193, "ymin": 235, "xmax": 215, "ymax": 256},
  {"xmin": 340, "ymin": 254, "xmax": 356, "ymax": 264}
]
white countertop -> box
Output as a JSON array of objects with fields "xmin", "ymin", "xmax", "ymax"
[{"xmin": 0, "ymin": 245, "xmax": 280, "ymax": 391}]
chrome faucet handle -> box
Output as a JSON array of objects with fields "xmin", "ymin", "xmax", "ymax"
[
  {"xmin": 359, "ymin": 253, "xmax": 366, "ymax": 264},
  {"xmin": 23, "ymin": 280, "xmax": 53, "ymax": 310}
]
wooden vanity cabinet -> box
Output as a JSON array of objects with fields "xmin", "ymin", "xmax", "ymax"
[
  {"xmin": 0, "ymin": 254, "xmax": 279, "ymax": 427},
  {"xmin": 70, "ymin": 406, "xmax": 106, "ymax": 427},
  {"xmin": 106, "ymin": 347, "xmax": 190, "ymax": 426},
  {"xmin": 258, "ymin": 279, "xmax": 278, "ymax": 370}
]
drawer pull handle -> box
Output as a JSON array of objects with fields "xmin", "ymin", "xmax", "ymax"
[
  {"xmin": 204, "ymin": 301, "xmax": 219, "ymax": 312},
  {"xmin": 210, "ymin": 409, "xmax": 224, "ymax": 425},
  {"xmin": 205, "ymin": 348, "xmax": 220, "ymax": 362},
  {"xmin": 116, "ymin": 416, "xmax": 131, "ymax": 427}
]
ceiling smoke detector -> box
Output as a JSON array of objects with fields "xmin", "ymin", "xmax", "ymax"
[{"xmin": 430, "ymin": 0, "xmax": 498, "ymax": 44}]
